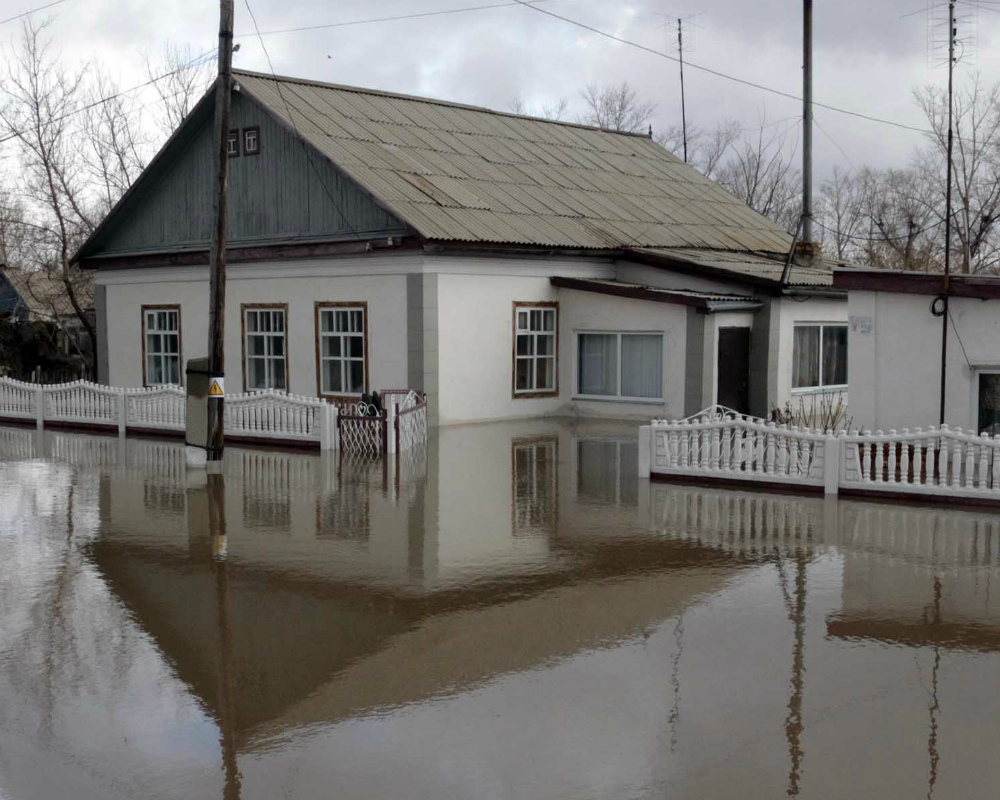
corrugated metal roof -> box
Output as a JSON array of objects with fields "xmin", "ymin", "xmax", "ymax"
[
  {"xmin": 550, "ymin": 276, "xmax": 762, "ymax": 310},
  {"xmin": 0, "ymin": 267, "xmax": 94, "ymax": 318},
  {"xmin": 630, "ymin": 247, "xmax": 837, "ymax": 288},
  {"xmin": 234, "ymin": 70, "xmax": 794, "ymax": 254}
]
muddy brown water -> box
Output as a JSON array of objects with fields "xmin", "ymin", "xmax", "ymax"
[{"xmin": 2, "ymin": 420, "xmax": 1000, "ymax": 799}]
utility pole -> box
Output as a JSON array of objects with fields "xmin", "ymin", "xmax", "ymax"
[
  {"xmin": 802, "ymin": 0, "xmax": 813, "ymax": 244},
  {"xmin": 207, "ymin": 0, "xmax": 234, "ymax": 464},
  {"xmin": 939, "ymin": 0, "xmax": 955, "ymax": 426},
  {"xmin": 677, "ymin": 18, "xmax": 688, "ymax": 164}
]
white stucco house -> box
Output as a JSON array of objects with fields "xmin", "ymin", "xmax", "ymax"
[
  {"xmin": 73, "ymin": 69, "xmax": 849, "ymax": 426},
  {"xmin": 835, "ymin": 269, "xmax": 1000, "ymax": 435}
]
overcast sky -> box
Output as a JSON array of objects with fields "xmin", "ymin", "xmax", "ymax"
[{"xmin": 7, "ymin": 0, "xmax": 1000, "ymax": 179}]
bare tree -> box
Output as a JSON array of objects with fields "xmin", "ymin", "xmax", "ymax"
[
  {"xmin": 915, "ymin": 75, "xmax": 1000, "ymax": 274},
  {"xmin": 818, "ymin": 167, "xmax": 866, "ymax": 261},
  {"xmin": 579, "ymin": 81, "xmax": 656, "ymax": 133},
  {"xmin": 0, "ymin": 19, "xmax": 98, "ymax": 368},
  {"xmin": 82, "ymin": 65, "xmax": 150, "ymax": 213},
  {"xmin": 716, "ymin": 113, "xmax": 801, "ymax": 232},
  {"xmin": 657, "ymin": 118, "xmax": 742, "ymax": 179},
  {"xmin": 508, "ymin": 95, "xmax": 569, "ymax": 121},
  {"xmin": 144, "ymin": 43, "xmax": 214, "ymax": 136},
  {"xmin": 863, "ymin": 166, "xmax": 940, "ymax": 271}
]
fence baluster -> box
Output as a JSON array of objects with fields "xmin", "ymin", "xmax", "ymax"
[{"xmin": 887, "ymin": 431, "xmax": 897, "ymax": 484}]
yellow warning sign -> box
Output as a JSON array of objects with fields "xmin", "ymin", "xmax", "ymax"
[{"xmin": 208, "ymin": 378, "xmax": 225, "ymax": 398}]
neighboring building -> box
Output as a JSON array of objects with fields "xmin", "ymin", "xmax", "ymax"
[
  {"xmin": 0, "ymin": 265, "xmax": 94, "ymax": 327},
  {"xmin": 73, "ymin": 69, "xmax": 848, "ymax": 425},
  {"xmin": 835, "ymin": 269, "xmax": 1000, "ymax": 434}
]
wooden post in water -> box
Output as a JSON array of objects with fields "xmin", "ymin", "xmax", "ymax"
[{"xmin": 207, "ymin": 0, "xmax": 235, "ymax": 465}]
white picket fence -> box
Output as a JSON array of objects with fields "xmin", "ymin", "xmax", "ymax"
[
  {"xmin": 639, "ymin": 414, "xmax": 1000, "ymax": 504},
  {"xmin": 0, "ymin": 377, "xmax": 338, "ymax": 450}
]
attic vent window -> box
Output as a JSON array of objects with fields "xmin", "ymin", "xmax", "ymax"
[
  {"xmin": 226, "ymin": 130, "xmax": 239, "ymax": 157},
  {"xmin": 244, "ymin": 126, "xmax": 260, "ymax": 156}
]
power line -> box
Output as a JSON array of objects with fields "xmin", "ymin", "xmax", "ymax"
[
  {"xmin": 0, "ymin": 47, "xmax": 217, "ymax": 146},
  {"xmin": 241, "ymin": 0, "xmax": 365, "ymax": 242},
  {"xmin": 234, "ymin": 0, "xmax": 549, "ymax": 39},
  {"xmin": 812, "ymin": 215, "xmax": 945, "ymax": 244},
  {"xmin": 0, "ymin": 0, "xmax": 70, "ymax": 26},
  {"xmin": 509, "ymin": 0, "xmax": 941, "ymax": 138}
]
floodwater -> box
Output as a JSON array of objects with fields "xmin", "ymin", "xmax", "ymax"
[{"xmin": 2, "ymin": 421, "xmax": 1000, "ymax": 799}]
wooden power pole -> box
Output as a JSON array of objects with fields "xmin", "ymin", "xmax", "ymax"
[{"xmin": 207, "ymin": 0, "xmax": 235, "ymax": 463}]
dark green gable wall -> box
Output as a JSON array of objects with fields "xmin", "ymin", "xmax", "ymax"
[{"xmin": 93, "ymin": 92, "xmax": 407, "ymax": 256}]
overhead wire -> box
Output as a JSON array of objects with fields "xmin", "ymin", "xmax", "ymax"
[
  {"xmin": 508, "ymin": 0, "xmax": 947, "ymax": 139},
  {"xmin": 0, "ymin": 0, "xmax": 70, "ymax": 26},
  {"xmin": 234, "ymin": 0, "xmax": 549, "ymax": 38},
  {"xmin": 241, "ymin": 0, "xmax": 366, "ymax": 242}
]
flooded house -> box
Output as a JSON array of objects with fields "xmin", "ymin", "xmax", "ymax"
[
  {"xmin": 72, "ymin": 70, "xmax": 848, "ymax": 426},
  {"xmin": 835, "ymin": 268, "xmax": 1000, "ymax": 434}
]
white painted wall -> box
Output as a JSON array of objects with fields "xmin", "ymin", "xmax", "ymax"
[
  {"xmin": 848, "ymin": 290, "xmax": 1000, "ymax": 432},
  {"xmin": 98, "ymin": 255, "xmax": 413, "ymax": 394},
  {"xmin": 773, "ymin": 295, "xmax": 850, "ymax": 412},
  {"xmin": 558, "ymin": 290, "xmax": 688, "ymax": 421}
]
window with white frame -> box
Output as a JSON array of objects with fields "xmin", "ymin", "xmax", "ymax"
[
  {"xmin": 317, "ymin": 304, "xmax": 366, "ymax": 396},
  {"xmin": 244, "ymin": 306, "xmax": 287, "ymax": 391},
  {"xmin": 243, "ymin": 126, "xmax": 260, "ymax": 155},
  {"xmin": 514, "ymin": 304, "xmax": 557, "ymax": 395},
  {"xmin": 143, "ymin": 307, "xmax": 181, "ymax": 386},
  {"xmin": 226, "ymin": 129, "xmax": 239, "ymax": 157},
  {"xmin": 576, "ymin": 332, "xmax": 663, "ymax": 400},
  {"xmin": 792, "ymin": 324, "xmax": 847, "ymax": 390}
]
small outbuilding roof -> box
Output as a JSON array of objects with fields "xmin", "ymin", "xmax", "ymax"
[
  {"xmin": 629, "ymin": 247, "xmax": 840, "ymax": 289},
  {"xmin": 232, "ymin": 70, "xmax": 794, "ymax": 254},
  {"xmin": 550, "ymin": 276, "xmax": 762, "ymax": 312}
]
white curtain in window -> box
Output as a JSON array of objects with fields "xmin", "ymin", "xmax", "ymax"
[
  {"xmin": 792, "ymin": 327, "xmax": 820, "ymax": 388},
  {"xmin": 621, "ymin": 335, "xmax": 662, "ymax": 398},
  {"xmin": 578, "ymin": 334, "xmax": 617, "ymax": 395}
]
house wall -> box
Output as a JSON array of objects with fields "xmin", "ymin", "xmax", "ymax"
[
  {"xmin": 772, "ymin": 294, "xmax": 850, "ymax": 414},
  {"xmin": 848, "ymin": 290, "xmax": 1000, "ymax": 432},
  {"xmin": 98, "ymin": 254, "xmax": 412, "ymax": 394}
]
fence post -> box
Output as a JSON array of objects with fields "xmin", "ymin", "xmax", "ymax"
[
  {"xmin": 387, "ymin": 401, "xmax": 398, "ymax": 454},
  {"xmin": 638, "ymin": 425, "xmax": 652, "ymax": 478},
  {"xmin": 320, "ymin": 400, "xmax": 332, "ymax": 451},
  {"xmin": 117, "ymin": 389, "xmax": 127, "ymax": 437},
  {"xmin": 824, "ymin": 433, "xmax": 841, "ymax": 496},
  {"xmin": 35, "ymin": 385, "xmax": 44, "ymax": 430},
  {"xmin": 331, "ymin": 405, "xmax": 340, "ymax": 451}
]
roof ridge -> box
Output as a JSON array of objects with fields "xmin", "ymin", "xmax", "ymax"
[{"xmin": 232, "ymin": 68, "xmax": 656, "ymax": 139}]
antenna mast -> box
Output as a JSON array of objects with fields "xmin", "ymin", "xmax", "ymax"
[
  {"xmin": 678, "ymin": 18, "xmax": 688, "ymax": 163},
  {"xmin": 939, "ymin": 0, "xmax": 955, "ymax": 425}
]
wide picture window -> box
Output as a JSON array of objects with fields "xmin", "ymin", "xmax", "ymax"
[
  {"xmin": 244, "ymin": 306, "xmax": 287, "ymax": 391},
  {"xmin": 792, "ymin": 324, "xmax": 847, "ymax": 390},
  {"xmin": 143, "ymin": 307, "xmax": 181, "ymax": 386},
  {"xmin": 317, "ymin": 305, "xmax": 366, "ymax": 397},
  {"xmin": 514, "ymin": 304, "xmax": 557, "ymax": 395},
  {"xmin": 577, "ymin": 332, "xmax": 663, "ymax": 400}
]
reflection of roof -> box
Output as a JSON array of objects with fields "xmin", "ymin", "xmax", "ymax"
[
  {"xmin": 0, "ymin": 267, "xmax": 94, "ymax": 318},
  {"xmin": 550, "ymin": 276, "xmax": 762, "ymax": 311},
  {"xmin": 229, "ymin": 70, "xmax": 793, "ymax": 253},
  {"xmin": 628, "ymin": 247, "xmax": 840, "ymax": 289},
  {"xmin": 827, "ymin": 615, "xmax": 1000, "ymax": 653}
]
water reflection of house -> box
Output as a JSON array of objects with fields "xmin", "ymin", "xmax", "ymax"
[{"xmin": 70, "ymin": 421, "xmax": 745, "ymax": 756}]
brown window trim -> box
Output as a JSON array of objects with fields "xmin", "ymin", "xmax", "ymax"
[
  {"xmin": 241, "ymin": 303, "xmax": 290, "ymax": 393},
  {"xmin": 141, "ymin": 304, "xmax": 183, "ymax": 387},
  {"xmin": 512, "ymin": 301, "xmax": 559, "ymax": 399},
  {"xmin": 226, "ymin": 129, "xmax": 240, "ymax": 157},
  {"xmin": 314, "ymin": 301, "xmax": 370, "ymax": 401},
  {"xmin": 243, "ymin": 125, "xmax": 260, "ymax": 156}
]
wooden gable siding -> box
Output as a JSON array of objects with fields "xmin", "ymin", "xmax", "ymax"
[{"xmin": 94, "ymin": 93, "xmax": 407, "ymax": 257}]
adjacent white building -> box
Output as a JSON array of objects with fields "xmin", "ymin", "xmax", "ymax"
[
  {"xmin": 74, "ymin": 69, "xmax": 849, "ymax": 426},
  {"xmin": 835, "ymin": 269, "xmax": 1000, "ymax": 435}
]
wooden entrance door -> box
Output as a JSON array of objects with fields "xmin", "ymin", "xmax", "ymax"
[{"xmin": 717, "ymin": 327, "xmax": 751, "ymax": 415}]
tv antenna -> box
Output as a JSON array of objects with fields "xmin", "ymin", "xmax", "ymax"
[{"xmin": 655, "ymin": 10, "xmax": 703, "ymax": 163}]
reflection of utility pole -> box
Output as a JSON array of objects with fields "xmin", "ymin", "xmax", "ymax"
[
  {"xmin": 207, "ymin": 0, "xmax": 235, "ymax": 464},
  {"xmin": 776, "ymin": 549, "xmax": 807, "ymax": 797},
  {"xmin": 926, "ymin": 577, "xmax": 942, "ymax": 799}
]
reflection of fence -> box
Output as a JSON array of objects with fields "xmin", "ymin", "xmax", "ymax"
[{"xmin": 640, "ymin": 414, "xmax": 1000, "ymax": 505}]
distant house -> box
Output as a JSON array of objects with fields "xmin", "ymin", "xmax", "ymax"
[
  {"xmin": 835, "ymin": 269, "xmax": 1000, "ymax": 435},
  {"xmin": 73, "ymin": 70, "xmax": 849, "ymax": 425}
]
